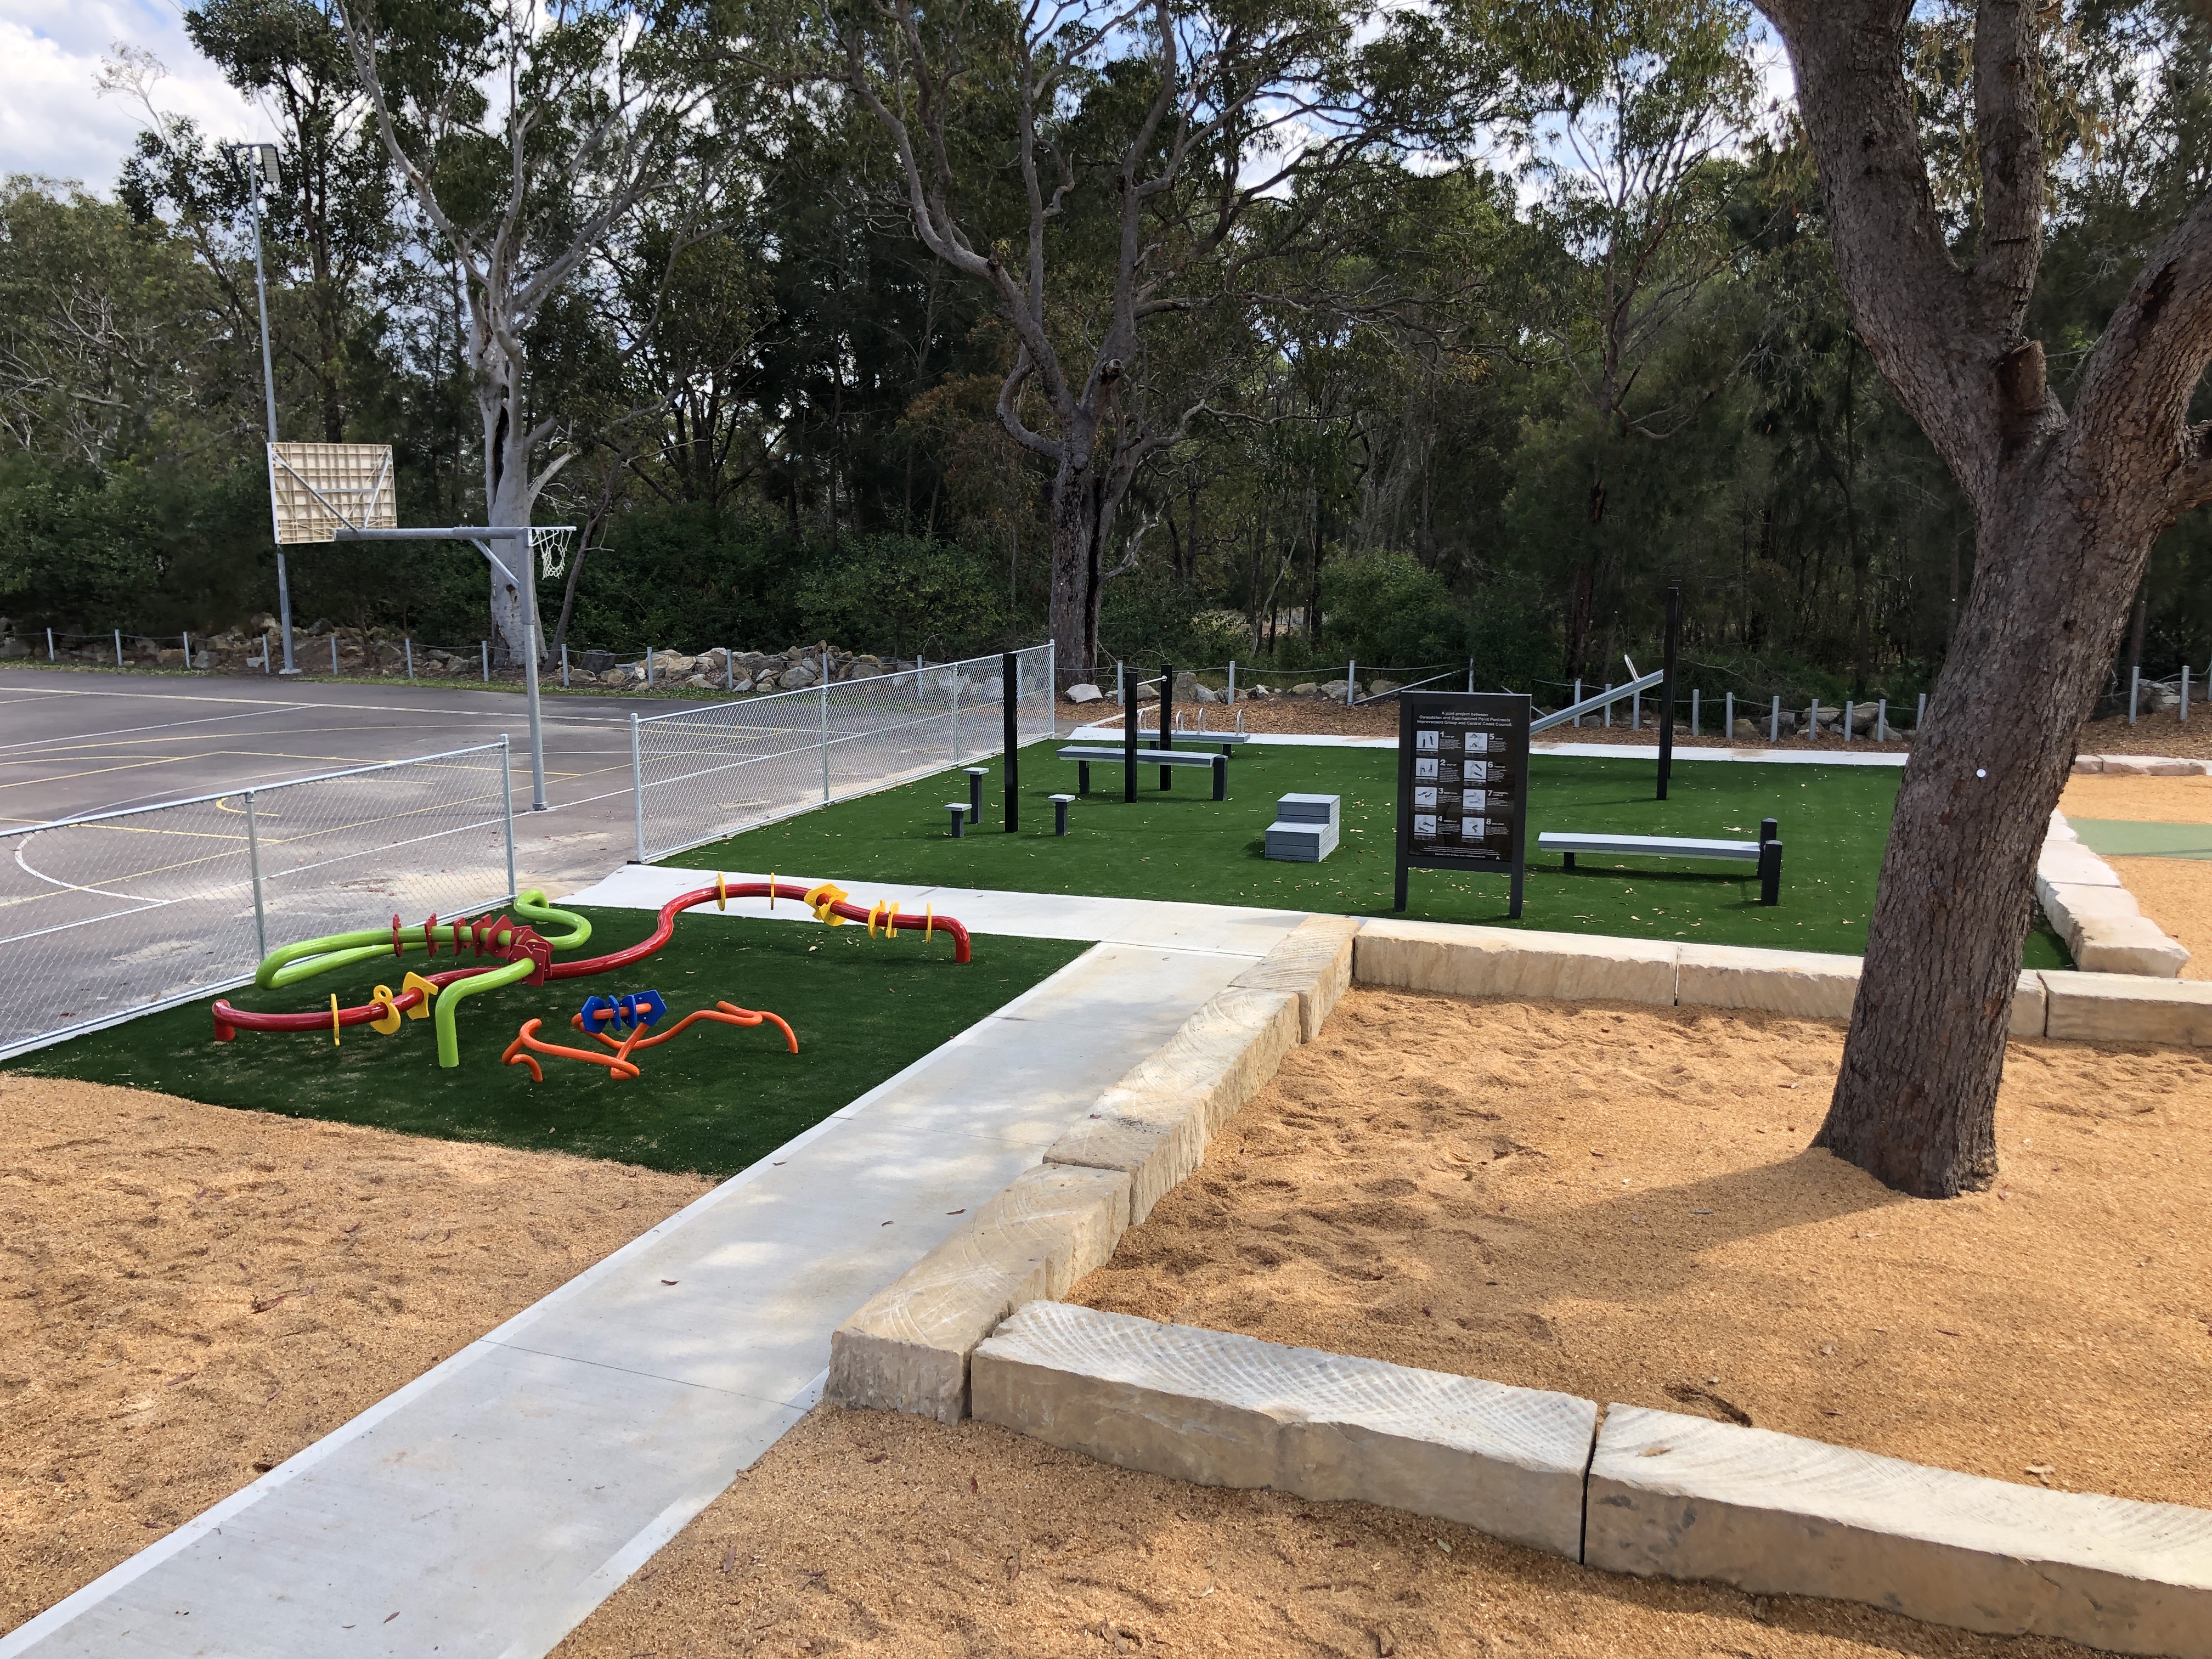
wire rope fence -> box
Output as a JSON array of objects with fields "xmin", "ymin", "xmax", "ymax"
[
  {"xmin": 629, "ymin": 645, "xmax": 1057, "ymax": 862},
  {"xmin": 0, "ymin": 742, "xmax": 518, "ymax": 1063}
]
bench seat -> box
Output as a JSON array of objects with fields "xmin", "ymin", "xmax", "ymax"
[
  {"xmin": 1058, "ymin": 745, "xmax": 1228, "ymax": 800},
  {"xmin": 1538, "ymin": 826, "xmax": 1782, "ymax": 906}
]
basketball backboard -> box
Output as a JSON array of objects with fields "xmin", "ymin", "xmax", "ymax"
[{"xmin": 267, "ymin": 443, "xmax": 397, "ymax": 544}]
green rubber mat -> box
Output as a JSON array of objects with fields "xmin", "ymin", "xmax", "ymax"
[{"xmin": 2067, "ymin": 819, "xmax": 2212, "ymax": 859}]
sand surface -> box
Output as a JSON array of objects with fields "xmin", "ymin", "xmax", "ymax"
[
  {"xmin": 0, "ymin": 1076, "xmax": 711, "ymax": 1634},
  {"xmin": 1073, "ymin": 989, "xmax": 2212, "ymax": 1510},
  {"xmin": 2059, "ymin": 771, "xmax": 2212, "ymax": 822},
  {"xmin": 553, "ymin": 1403, "xmax": 2106, "ymax": 1659},
  {"xmin": 2108, "ymin": 856, "xmax": 2212, "ymax": 980}
]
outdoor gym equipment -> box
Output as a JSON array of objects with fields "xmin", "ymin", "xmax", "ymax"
[
  {"xmin": 210, "ymin": 876, "xmax": 969, "ymax": 1067},
  {"xmin": 501, "ymin": 986, "xmax": 799, "ymax": 1082}
]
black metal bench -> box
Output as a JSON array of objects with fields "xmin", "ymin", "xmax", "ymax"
[
  {"xmin": 1058, "ymin": 745, "xmax": 1228, "ymax": 800},
  {"xmin": 1538, "ymin": 817, "xmax": 1782, "ymax": 905}
]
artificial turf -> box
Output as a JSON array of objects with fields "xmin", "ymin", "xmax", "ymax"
[
  {"xmin": 6, "ymin": 907, "xmax": 1087, "ymax": 1178},
  {"xmin": 670, "ymin": 741, "xmax": 2071, "ymax": 968}
]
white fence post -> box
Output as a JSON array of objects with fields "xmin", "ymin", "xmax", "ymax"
[
  {"xmin": 1346, "ymin": 660, "xmax": 1356, "ymax": 707},
  {"xmin": 481, "ymin": 641, "xmax": 490, "ymax": 682},
  {"xmin": 1810, "ymin": 698, "xmax": 1821, "ymax": 741},
  {"xmin": 1877, "ymin": 698, "xmax": 1888, "ymax": 741},
  {"xmin": 1047, "ymin": 638, "xmax": 1058, "ymax": 737},
  {"xmin": 952, "ymin": 667, "xmax": 962, "ymax": 764},
  {"xmin": 2184, "ymin": 665, "xmax": 2192, "ymax": 724},
  {"xmin": 1602, "ymin": 684, "xmax": 1612, "ymax": 729},
  {"xmin": 1917, "ymin": 691, "xmax": 1927, "ymax": 730},
  {"xmin": 646, "ymin": 645, "xmax": 655, "ymax": 689},
  {"xmin": 1573, "ymin": 678, "xmax": 1582, "ymax": 727},
  {"xmin": 1842, "ymin": 699, "xmax": 1854, "ymax": 743},
  {"xmin": 1725, "ymin": 691, "xmax": 1734, "ymax": 738},
  {"xmin": 245, "ymin": 789, "xmax": 267, "ymax": 960},
  {"xmin": 1770, "ymin": 696, "xmax": 1780, "ymax": 742},
  {"xmin": 1632, "ymin": 687, "xmax": 1641, "ymax": 731},
  {"xmin": 1227, "ymin": 659, "xmax": 1235, "ymax": 705},
  {"xmin": 405, "ymin": 639, "xmax": 414, "ymax": 679},
  {"xmin": 561, "ymin": 642, "xmax": 569, "ymax": 687},
  {"xmin": 629, "ymin": 712, "xmax": 646, "ymax": 862},
  {"xmin": 2130, "ymin": 665, "xmax": 2140, "ymax": 724},
  {"xmin": 1690, "ymin": 689, "xmax": 1700, "ymax": 738},
  {"xmin": 1116, "ymin": 661, "xmax": 1125, "ymax": 706},
  {"xmin": 183, "ymin": 630, "xmax": 193, "ymax": 668},
  {"xmin": 330, "ymin": 635, "xmax": 340, "ymax": 675},
  {"xmin": 821, "ymin": 656, "xmax": 831, "ymax": 804},
  {"xmin": 262, "ymin": 630, "xmax": 272, "ymax": 674},
  {"xmin": 46, "ymin": 628, "xmax": 54, "ymax": 661}
]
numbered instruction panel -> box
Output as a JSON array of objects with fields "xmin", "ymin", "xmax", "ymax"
[{"xmin": 1394, "ymin": 691, "xmax": 1531, "ymax": 917}]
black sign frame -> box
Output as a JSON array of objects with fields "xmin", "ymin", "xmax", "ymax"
[{"xmin": 1393, "ymin": 691, "xmax": 1531, "ymax": 918}]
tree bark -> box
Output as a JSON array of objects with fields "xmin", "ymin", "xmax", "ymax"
[{"xmin": 1048, "ymin": 457, "xmax": 1105, "ymax": 680}]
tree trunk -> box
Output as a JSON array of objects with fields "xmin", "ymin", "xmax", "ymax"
[
  {"xmin": 481, "ymin": 359, "xmax": 535, "ymax": 669},
  {"xmin": 1047, "ymin": 458, "xmax": 1104, "ymax": 679},
  {"xmin": 1816, "ymin": 488, "xmax": 2140, "ymax": 1195}
]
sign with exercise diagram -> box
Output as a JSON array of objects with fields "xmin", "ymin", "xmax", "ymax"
[{"xmin": 1394, "ymin": 691, "xmax": 1531, "ymax": 917}]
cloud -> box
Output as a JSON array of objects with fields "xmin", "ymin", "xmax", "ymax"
[{"xmin": 0, "ymin": 1, "xmax": 273, "ymax": 194}]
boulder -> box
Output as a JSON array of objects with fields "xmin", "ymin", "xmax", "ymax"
[
  {"xmin": 1066, "ymin": 682, "xmax": 1104, "ymax": 704},
  {"xmin": 1291, "ymin": 682, "xmax": 1320, "ymax": 697},
  {"xmin": 599, "ymin": 668, "xmax": 629, "ymax": 686},
  {"xmin": 850, "ymin": 654, "xmax": 884, "ymax": 679},
  {"xmin": 652, "ymin": 651, "xmax": 696, "ymax": 675},
  {"xmin": 157, "ymin": 648, "xmax": 186, "ymax": 666},
  {"xmin": 782, "ymin": 660, "xmax": 819, "ymax": 689},
  {"xmin": 1733, "ymin": 718, "xmax": 1760, "ymax": 740},
  {"xmin": 1319, "ymin": 680, "xmax": 1352, "ymax": 700},
  {"xmin": 731, "ymin": 675, "xmax": 754, "ymax": 693},
  {"xmin": 1368, "ymin": 678, "xmax": 1402, "ymax": 698},
  {"xmin": 575, "ymin": 650, "xmax": 614, "ymax": 674}
]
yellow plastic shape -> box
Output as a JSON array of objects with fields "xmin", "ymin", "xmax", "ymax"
[
  {"xmin": 769, "ymin": 872, "xmax": 776, "ymax": 909},
  {"xmin": 401, "ymin": 971, "xmax": 439, "ymax": 1019},
  {"xmin": 369, "ymin": 985, "xmax": 403, "ymax": 1035},
  {"xmin": 330, "ymin": 994, "xmax": 341, "ymax": 1048},
  {"xmin": 924, "ymin": 904, "xmax": 934, "ymax": 941},
  {"xmin": 804, "ymin": 881, "xmax": 850, "ymax": 924},
  {"xmin": 716, "ymin": 871, "xmax": 727, "ymax": 911}
]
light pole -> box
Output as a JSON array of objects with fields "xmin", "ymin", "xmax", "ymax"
[{"xmin": 225, "ymin": 141, "xmax": 298, "ymax": 676}]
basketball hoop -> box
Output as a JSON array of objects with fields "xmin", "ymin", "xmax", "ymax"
[{"xmin": 532, "ymin": 525, "xmax": 574, "ymax": 579}]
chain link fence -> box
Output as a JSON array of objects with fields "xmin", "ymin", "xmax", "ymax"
[
  {"xmin": 630, "ymin": 645, "xmax": 1057, "ymax": 862},
  {"xmin": 0, "ymin": 742, "xmax": 518, "ymax": 1062}
]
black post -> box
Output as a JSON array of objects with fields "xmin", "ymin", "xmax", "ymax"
[
  {"xmin": 1657, "ymin": 582, "xmax": 1681, "ymax": 800},
  {"xmin": 1159, "ymin": 661, "xmax": 1175, "ymax": 790},
  {"xmin": 1759, "ymin": 817, "xmax": 1781, "ymax": 905},
  {"xmin": 1001, "ymin": 650, "xmax": 1018, "ymax": 833},
  {"xmin": 1123, "ymin": 669, "xmax": 1138, "ymax": 803}
]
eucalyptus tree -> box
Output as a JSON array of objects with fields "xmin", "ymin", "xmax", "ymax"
[
  {"xmin": 335, "ymin": 0, "xmax": 743, "ymax": 664},
  {"xmin": 1760, "ymin": 0, "xmax": 2212, "ymax": 1197},
  {"xmin": 832, "ymin": 0, "xmax": 1498, "ymax": 679}
]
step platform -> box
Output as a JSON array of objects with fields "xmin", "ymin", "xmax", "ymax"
[{"xmin": 1266, "ymin": 793, "xmax": 1342, "ymax": 862}]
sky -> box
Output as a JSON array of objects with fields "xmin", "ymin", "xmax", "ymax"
[{"xmin": 0, "ymin": 0, "xmax": 275, "ymax": 193}]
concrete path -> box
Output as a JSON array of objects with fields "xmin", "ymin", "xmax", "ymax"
[{"xmin": 3, "ymin": 885, "xmax": 1306, "ymax": 1659}]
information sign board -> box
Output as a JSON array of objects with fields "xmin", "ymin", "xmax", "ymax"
[{"xmin": 1393, "ymin": 691, "xmax": 1531, "ymax": 917}]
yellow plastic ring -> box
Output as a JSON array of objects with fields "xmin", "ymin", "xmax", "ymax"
[
  {"xmin": 330, "ymin": 994, "xmax": 342, "ymax": 1048},
  {"xmin": 716, "ymin": 871, "xmax": 727, "ymax": 911}
]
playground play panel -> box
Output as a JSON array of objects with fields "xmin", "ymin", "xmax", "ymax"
[
  {"xmin": 669, "ymin": 742, "xmax": 2070, "ymax": 966},
  {"xmin": 12, "ymin": 898, "xmax": 1086, "ymax": 1178}
]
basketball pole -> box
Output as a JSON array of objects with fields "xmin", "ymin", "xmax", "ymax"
[
  {"xmin": 229, "ymin": 142, "xmax": 298, "ymax": 676},
  {"xmin": 334, "ymin": 526, "xmax": 550, "ymax": 812}
]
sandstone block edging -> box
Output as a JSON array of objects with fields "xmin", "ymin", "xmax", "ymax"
[
  {"xmin": 825, "ymin": 1164, "xmax": 1131, "ymax": 1424},
  {"xmin": 1355, "ymin": 918, "xmax": 1679, "ymax": 1005},
  {"xmin": 1229, "ymin": 914, "xmax": 1359, "ymax": 1042},
  {"xmin": 1586, "ymin": 1403, "xmax": 2212, "ymax": 1658},
  {"xmin": 2043, "ymin": 970, "xmax": 2212, "ymax": 1047},
  {"xmin": 972, "ymin": 1301, "xmax": 1597, "ymax": 1561}
]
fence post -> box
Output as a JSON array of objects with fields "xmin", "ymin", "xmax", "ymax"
[
  {"xmin": 1466, "ymin": 659, "xmax": 1474, "ymax": 693},
  {"xmin": 1047, "ymin": 638, "xmax": 1058, "ymax": 738},
  {"xmin": 561, "ymin": 642, "xmax": 569, "ymax": 688},
  {"xmin": 245, "ymin": 788, "xmax": 268, "ymax": 960},
  {"xmin": 405, "ymin": 639, "xmax": 414, "ymax": 679},
  {"xmin": 481, "ymin": 641, "xmax": 490, "ymax": 683},
  {"xmin": 46, "ymin": 627, "xmax": 54, "ymax": 661},
  {"xmin": 2129, "ymin": 665, "xmax": 2140, "ymax": 724},
  {"xmin": 330, "ymin": 635, "xmax": 340, "ymax": 676},
  {"xmin": 951, "ymin": 667, "xmax": 962, "ymax": 765},
  {"xmin": 1228, "ymin": 659, "xmax": 1236, "ymax": 706},
  {"xmin": 1810, "ymin": 698, "xmax": 1821, "ymax": 741},
  {"xmin": 500, "ymin": 734, "xmax": 517, "ymax": 900},
  {"xmin": 821, "ymin": 673, "xmax": 831, "ymax": 804},
  {"xmin": 1770, "ymin": 696, "xmax": 1781, "ymax": 742},
  {"xmin": 1632, "ymin": 687, "xmax": 1641, "ymax": 731},
  {"xmin": 263, "ymin": 630, "xmax": 272, "ymax": 675},
  {"xmin": 1116, "ymin": 661, "xmax": 1125, "ymax": 706},
  {"xmin": 629, "ymin": 712, "xmax": 646, "ymax": 862},
  {"xmin": 647, "ymin": 645, "xmax": 655, "ymax": 690},
  {"xmin": 2185, "ymin": 665, "xmax": 2192, "ymax": 724},
  {"xmin": 114, "ymin": 628, "xmax": 124, "ymax": 668},
  {"xmin": 1843, "ymin": 700, "xmax": 1854, "ymax": 743},
  {"xmin": 183, "ymin": 630, "xmax": 192, "ymax": 669},
  {"xmin": 1877, "ymin": 698, "xmax": 1888, "ymax": 741},
  {"xmin": 1691, "ymin": 689, "xmax": 1700, "ymax": 738},
  {"xmin": 1346, "ymin": 660, "xmax": 1356, "ymax": 707},
  {"xmin": 1602, "ymin": 684, "xmax": 1612, "ymax": 729},
  {"xmin": 1573, "ymin": 678, "xmax": 1582, "ymax": 727},
  {"xmin": 725, "ymin": 647, "xmax": 733, "ymax": 692},
  {"xmin": 1725, "ymin": 691, "xmax": 1734, "ymax": 739},
  {"xmin": 1916, "ymin": 691, "xmax": 1926, "ymax": 732}
]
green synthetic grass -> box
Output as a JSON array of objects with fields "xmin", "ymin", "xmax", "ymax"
[
  {"xmin": 2068, "ymin": 819, "xmax": 2212, "ymax": 859},
  {"xmin": 7, "ymin": 908, "xmax": 1086, "ymax": 1178},
  {"xmin": 672, "ymin": 741, "xmax": 2070, "ymax": 968}
]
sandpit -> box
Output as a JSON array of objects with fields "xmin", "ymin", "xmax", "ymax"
[
  {"xmin": 0, "ymin": 1075, "xmax": 711, "ymax": 1633},
  {"xmin": 1071, "ymin": 988, "xmax": 2212, "ymax": 1511},
  {"xmin": 551, "ymin": 1403, "xmax": 2109, "ymax": 1658}
]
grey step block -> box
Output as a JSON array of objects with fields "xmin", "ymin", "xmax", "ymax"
[
  {"xmin": 1587, "ymin": 1404, "xmax": 2212, "ymax": 1657},
  {"xmin": 1276, "ymin": 792, "xmax": 1341, "ymax": 826},
  {"xmin": 972, "ymin": 1302, "xmax": 1596, "ymax": 1560},
  {"xmin": 1265, "ymin": 821, "xmax": 1338, "ymax": 862}
]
